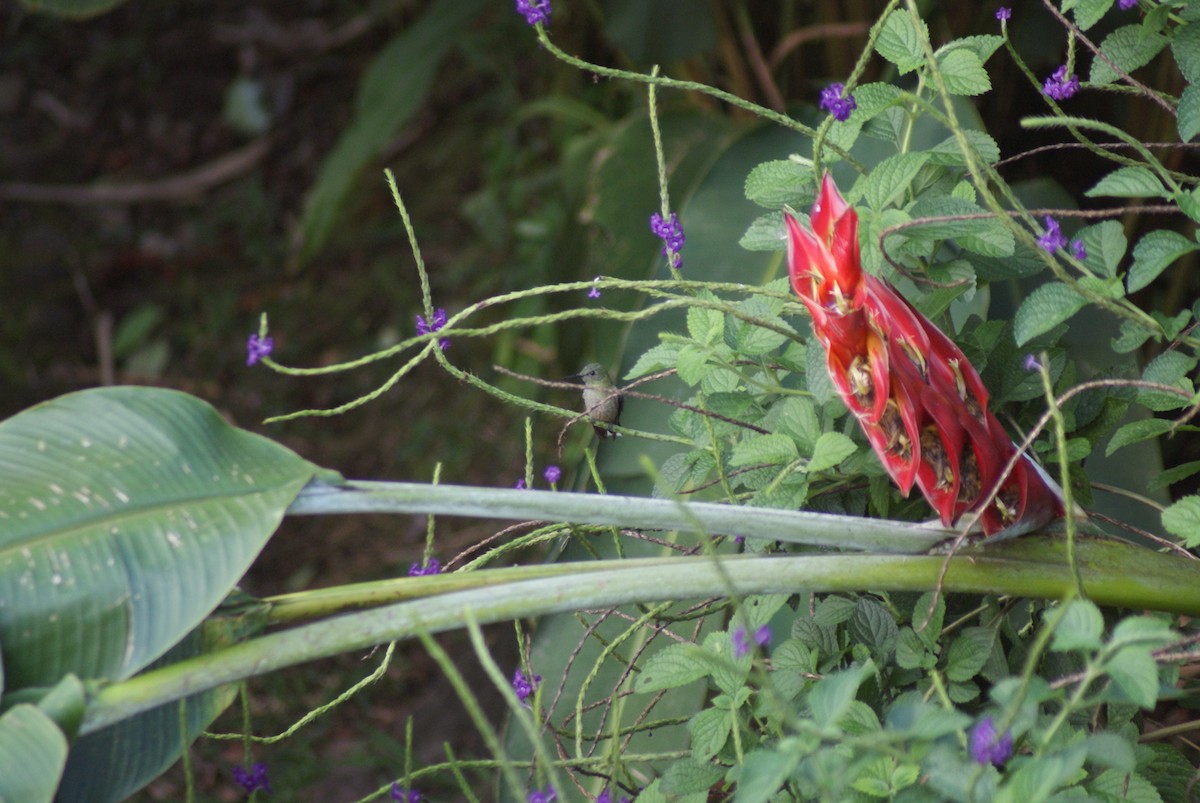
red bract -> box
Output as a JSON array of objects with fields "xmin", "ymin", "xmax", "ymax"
[{"xmin": 786, "ymin": 174, "xmax": 1063, "ymax": 536}]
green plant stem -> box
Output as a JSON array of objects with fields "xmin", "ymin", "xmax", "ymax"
[{"xmin": 77, "ymin": 537, "xmax": 1200, "ymax": 736}]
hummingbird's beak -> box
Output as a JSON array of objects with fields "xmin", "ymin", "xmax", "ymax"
[{"xmin": 565, "ymin": 372, "xmax": 582, "ymax": 381}]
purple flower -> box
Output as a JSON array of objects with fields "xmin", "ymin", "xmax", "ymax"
[
  {"xmin": 1119, "ymin": 0, "xmax": 1137, "ymax": 8},
  {"xmin": 515, "ymin": 478, "xmax": 527, "ymax": 490},
  {"xmin": 650, "ymin": 212, "xmax": 685, "ymax": 269},
  {"xmin": 528, "ymin": 789, "xmax": 557, "ymax": 803},
  {"xmin": 408, "ymin": 558, "xmax": 441, "ymax": 577},
  {"xmin": 588, "ymin": 277, "xmax": 602, "ymax": 299},
  {"xmin": 544, "ymin": 465, "xmax": 562, "ymax": 484},
  {"xmin": 516, "ymin": 0, "xmax": 551, "ymax": 26},
  {"xmin": 1023, "ymin": 353, "xmax": 1041, "ymax": 372},
  {"xmin": 391, "ymin": 783, "xmax": 422, "ymax": 803},
  {"xmin": 732, "ymin": 625, "xmax": 771, "ymax": 658},
  {"xmin": 995, "ymin": 6, "xmax": 1011, "ymax": 20},
  {"xmin": 246, "ymin": 334, "xmax": 274, "ymax": 366},
  {"xmin": 513, "ymin": 667, "xmax": 542, "ymax": 703},
  {"xmin": 597, "ymin": 790, "xmax": 630, "ymax": 803},
  {"xmin": 1043, "ymin": 65, "xmax": 1080, "ymax": 101},
  {"xmin": 1037, "ymin": 216, "xmax": 1068, "ymax": 253},
  {"xmin": 969, "ymin": 716, "xmax": 1014, "ymax": 766},
  {"xmin": 416, "ymin": 308, "xmax": 450, "ymax": 351},
  {"xmin": 819, "ymin": 83, "xmax": 858, "ymax": 122},
  {"xmin": 1069, "ymin": 237, "xmax": 1087, "ymax": 260},
  {"xmin": 232, "ymin": 762, "xmax": 271, "ymax": 795}
]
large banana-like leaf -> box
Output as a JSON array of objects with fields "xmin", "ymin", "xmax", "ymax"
[{"xmin": 0, "ymin": 387, "xmax": 322, "ymax": 690}]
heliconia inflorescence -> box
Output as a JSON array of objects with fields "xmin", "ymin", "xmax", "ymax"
[{"xmin": 785, "ymin": 174, "xmax": 1064, "ymax": 536}]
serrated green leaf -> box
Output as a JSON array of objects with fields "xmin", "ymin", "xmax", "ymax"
[
  {"xmin": 662, "ymin": 755, "xmax": 726, "ymax": 794},
  {"xmin": 1171, "ymin": 21, "xmax": 1200, "ymax": 83},
  {"xmin": 688, "ymin": 707, "xmax": 731, "ymax": 763},
  {"xmin": 896, "ymin": 629, "xmax": 932, "ymax": 670},
  {"xmin": 808, "ymin": 431, "xmax": 857, "ymax": 473},
  {"xmin": 1078, "ymin": 220, "xmax": 1127, "ymax": 278},
  {"xmin": 1083, "ymin": 732, "xmax": 1137, "ymax": 771},
  {"xmin": 676, "ymin": 344, "xmax": 710, "ymax": 386},
  {"xmin": 944, "ymin": 627, "xmax": 995, "ymax": 682},
  {"xmin": 1072, "ymin": 0, "xmax": 1115, "ymax": 30},
  {"xmin": 808, "ymin": 662, "xmax": 873, "ymax": 726},
  {"xmin": 1111, "ymin": 614, "xmax": 1175, "ymax": 646},
  {"xmin": 1089, "ymin": 769, "xmax": 1163, "ymax": 802},
  {"xmin": 687, "ymin": 300, "xmax": 724, "ymax": 346},
  {"xmin": 635, "ymin": 643, "xmax": 710, "ymax": 693},
  {"xmin": 926, "ymin": 130, "xmax": 1001, "ymax": 166},
  {"xmin": 1051, "ymin": 599, "xmax": 1104, "ymax": 652},
  {"xmin": 1139, "ymin": 349, "xmax": 1196, "ymax": 410},
  {"xmin": 937, "ymin": 34, "xmax": 1004, "ymax": 64},
  {"xmin": 731, "ymin": 433, "xmax": 800, "ymax": 468},
  {"xmin": 860, "ymin": 152, "xmax": 930, "ymax": 211},
  {"xmin": 1127, "ymin": 229, "xmax": 1198, "ymax": 292},
  {"xmin": 806, "ymin": 338, "xmax": 837, "ymax": 405},
  {"xmin": 1146, "ymin": 460, "xmax": 1200, "ymax": 492},
  {"xmin": 905, "ymin": 196, "xmax": 1014, "ymax": 257},
  {"xmin": 733, "ymin": 750, "xmax": 802, "ymax": 803},
  {"xmin": 1162, "ymin": 496, "xmax": 1200, "ymax": 546},
  {"xmin": 875, "ymin": 10, "xmax": 927, "ymax": 74},
  {"xmin": 740, "ymin": 213, "xmax": 787, "ymax": 252},
  {"xmin": 851, "ymin": 599, "xmax": 899, "ymax": 659},
  {"xmin": 625, "ymin": 341, "xmax": 683, "ymax": 379},
  {"xmin": 1112, "ymin": 319, "xmax": 1156, "ymax": 353},
  {"xmin": 937, "ymin": 49, "xmax": 991, "ymax": 96},
  {"xmin": 771, "ymin": 396, "xmax": 821, "ymax": 454},
  {"xmin": 1014, "ymin": 283, "xmax": 1088, "ymax": 345},
  {"xmin": 814, "ymin": 595, "xmax": 857, "ymax": 626},
  {"xmin": 772, "ymin": 639, "xmax": 814, "ymax": 672},
  {"xmin": 849, "ymin": 82, "xmax": 905, "ymax": 122},
  {"xmin": 745, "ymin": 160, "xmax": 815, "ymax": 208},
  {"xmin": 1106, "ymin": 418, "xmax": 1173, "ymax": 456},
  {"xmin": 1177, "ymin": 84, "xmax": 1200, "ymax": 142},
  {"xmin": 1090, "ymin": 24, "xmax": 1168, "ymax": 85},
  {"xmin": 1085, "ymin": 166, "xmax": 1167, "ymax": 198},
  {"xmin": 912, "ymin": 591, "xmax": 945, "ymax": 651},
  {"xmin": 1140, "ymin": 743, "xmax": 1195, "ymax": 802},
  {"xmin": 1106, "ymin": 646, "xmax": 1160, "ymax": 708}
]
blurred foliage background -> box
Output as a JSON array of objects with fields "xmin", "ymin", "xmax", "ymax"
[{"xmin": 2, "ymin": 0, "xmax": 1197, "ymax": 799}]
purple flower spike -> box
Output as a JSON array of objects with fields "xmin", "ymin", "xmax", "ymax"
[
  {"xmin": 1069, "ymin": 237, "xmax": 1087, "ymax": 260},
  {"xmin": 1119, "ymin": 0, "xmax": 1137, "ymax": 9},
  {"xmin": 650, "ymin": 212, "xmax": 686, "ymax": 269},
  {"xmin": 246, "ymin": 333, "xmax": 274, "ymax": 366},
  {"xmin": 1023, "ymin": 353, "xmax": 1041, "ymax": 372},
  {"xmin": 513, "ymin": 667, "xmax": 542, "ymax": 703},
  {"xmin": 232, "ymin": 762, "xmax": 271, "ymax": 795},
  {"xmin": 527, "ymin": 789, "xmax": 557, "ymax": 803},
  {"xmin": 544, "ymin": 465, "xmax": 562, "ymax": 484},
  {"xmin": 516, "ymin": 0, "xmax": 551, "ymax": 26},
  {"xmin": 969, "ymin": 716, "xmax": 1014, "ymax": 766},
  {"xmin": 416, "ymin": 308, "xmax": 450, "ymax": 351},
  {"xmin": 819, "ymin": 83, "xmax": 858, "ymax": 122},
  {"xmin": 408, "ymin": 558, "xmax": 441, "ymax": 577},
  {"xmin": 597, "ymin": 790, "xmax": 630, "ymax": 803},
  {"xmin": 391, "ymin": 783, "xmax": 423, "ymax": 803},
  {"xmin": 995, "ymin": 6, "xmax": 1012, "ymax": 20},
  {"xmin": 1037, "ymin": 216, "xmax": 1068, "ymax": 253},
  {"xmin": 1043, "ymin": 65, "xmax": 1080, "ymax": 101}
]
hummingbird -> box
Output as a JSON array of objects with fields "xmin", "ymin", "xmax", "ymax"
[{"xmin": 570, "ymin": 363, "xmax": 622, "ymax": 439}]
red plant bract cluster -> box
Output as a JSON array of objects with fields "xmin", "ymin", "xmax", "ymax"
[{"xmin": 786, "ymin": 174, "xmax": 1064, "ymax": 536}]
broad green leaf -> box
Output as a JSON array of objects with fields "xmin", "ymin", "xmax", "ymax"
[
  {"xmin": 676, "ymin": 344, "xmax": 710, "ymax": 386},
  {"xmin": 850, "ymin": 598, "xmax": 898, "ymax": 659},
  {"xmin": 1112, "ymin": 319, "xmax": 1156, "ymax": 353},
  {"xmin": 296, "ymin": 0, "xmax": 484, "ymax": 262},
  {"xmin": 1178, "ymin": 84, "xmax": 1200, "ymax": 142},
  {"xmin": 1139, "ymin": 349, "xmax": 1197, "ymax": 411},
  {"xmin": 937, "ymin": 49, "xmax": 991, "ymax": 96},
  {"xmin": 635, "ymin": 643, "xmax": 710, "ymax": 693},
  {"xmin": 859, "ymin": 152, "xmax": 930, "ymax": 211},
  {"xmin": 770, "ymin": 396, "xmax": 822, "ymax": 454},
  {"xmin": 849, "ymin": 82, "xmax": 905, "ymax": 122},
  {"xmin": 661, "ymin": 755, "xmax": 725, "ymax": 794},
  {"xmin": 0, "ymin": 704, "xmax": 67, "ymax": 803},
  {"xmin": 0, "ymin": 387, "xmax": 320, "ymax": 688},
  {"xmin": 687, "ymin": 296, "xmax": 724, "ymax": 345},
  {"xmin": 1162, "ymin": 496, "xmax": 1200, "ymax": 546},
  {"xmin": 936, "ymin": 34, "xmax": 1004, "ymax": 64},
  {"xmin": 1051, "ymin": 599, "xmax": 1104, "ymax": 652},
  {"xmin": 1146, "ymin": 460, "xmax": 1200, "ymax": 492},
  {"xmin": 732, "ymin": 749, "xmax": 802, "ymax": 803},
  {"xmin": 1127, "ymin": 229, "xmax": 1198, "ymax": 292},
  {"xmin": 995, "ymin": 744, "xmax": 1088, "ymax": 803},
  {"xmin": 875, "ymin": 10, "xmax": 927, "ymax": 74},
  {"xmin": 1089, "ymin": 25, "xmax": 1168, "ymax": 85},
  {"xmin": 807, "ymin": 432, "xmax": 857, "ymax": 473},
  {"xmin": 912, "ymin": 591, "xmax": 945, "ymax": 651},
  {"xmin": 1140, "ymin": 743, "xmax": 1196, "ymax": 802},
  {"xmin": 744, "ymin": 160, "xmax": 815, "ymax": 208},
  {"xmin": 896, "ymin": 628, "xmax": 932, "ymax": 669},
  {"xmin": 1085, "ymin": 166, "xmax": 1167, "ymax": 198},
  {"xmin": 1083, "ymin": 732, "xmax": 1136, "ymax": 771},
  {"xmin": 1014, "ymin": 283, "xmax": 1088, "ymax": 345},
  {"xmin": 1111, "ymin": 615, "xmax": 1175, "ymax": 647},
  {"xmin": 1106, "ymin": 418, "xmax": 1173, "ymax": 456},
  {"xmin": 624, "ymin": 341, "xmax": 682, "ymax": 379},
  {"xmin": 905, "ymin": 196, "xmax": 1014, "ymax": 257}
]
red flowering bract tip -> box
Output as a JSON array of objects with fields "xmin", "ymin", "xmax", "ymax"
[{"xmin": 785, "ymin": 174, "xmax": 1064, "ymax": 536}]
